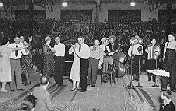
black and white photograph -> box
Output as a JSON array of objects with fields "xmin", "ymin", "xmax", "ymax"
[{"xmin": 0, "ymin": 0, "xmax": 176, "ymax": 111}]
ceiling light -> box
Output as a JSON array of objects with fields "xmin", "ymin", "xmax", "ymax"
[
  {"xmin": 130, "ymin": 1, "xmax": 136, "ymax": 7},
  {"xmin": 0, "ymin": 2, "xmax": 3, "ymax": 7},
  {"xmin": 62, "ymin": 2, "xmax": 68, "ymax": 7}
]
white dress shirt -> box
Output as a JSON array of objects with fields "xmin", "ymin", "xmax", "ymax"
[
  {"xmin": 8, "ymin": 43, "xmax": 28, "ymax": 59},
  {"xmin": 146, "ymin": 45, "xmax": 160, "ymax": 60},
  {"xmin": 53, "ymin": 43, "xmax": 65, "ymax": 56},
  {"xmin": 75, "ymin": 44, "xmax": 90, "ymax": 59},
  {"xmin": 128, "ymin": 44, "xmax": 143, "ymax": 57}
]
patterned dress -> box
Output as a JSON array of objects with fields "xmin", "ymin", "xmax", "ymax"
[{"xmin": 43, "ymin": 44, "xmax": 55, "ymax": 77}]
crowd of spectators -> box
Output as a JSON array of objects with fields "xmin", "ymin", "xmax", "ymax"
[{"xmin": 1, "ymin": 17, "xmax": 176, "ymax": 51}]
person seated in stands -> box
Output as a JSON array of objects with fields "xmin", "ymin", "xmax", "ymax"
[{"xmin": 160, "ymin": 91, "xmax": 175, "ymax": 111}]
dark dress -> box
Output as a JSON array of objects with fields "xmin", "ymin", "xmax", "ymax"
[
  {"xmin": 21, "ymin": 44, "xmax": 33, "ymax": 84},
  {"xmin": 43, "ymin": 45, "xmax": 55, "ymax": 77}
]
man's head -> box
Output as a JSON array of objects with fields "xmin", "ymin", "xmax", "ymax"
[
  {"xmin": 168, "ymin": 34, "xmax": 175, "ymax": 42},
  {"xmin": 109, "ymin": 35, "xmax": 116, "ymax": 44},
  {"xmin": 14, "ymin": 36, "xmax": 20, "ymax": 44},
  {"xmin": 55, "ymin": 37, "xmax": 60, "ymax": 44},
  {"xmin": 20, "ymin": 36, "xmax": 25, "ymax": 42},
  {"xmin": 94, "ymin": 39, "xmax": 100, "ymax": 46},
  {"xmin": 78, "ymin": 37, "xmax": 84, "ymax": 44},
  {"xmin": 151, "ymin": 38, "xmax": 156, "ymax": 45},
  {"xmin": 45, "ymin": 36, "xmax": 51, "ymax": 45}
]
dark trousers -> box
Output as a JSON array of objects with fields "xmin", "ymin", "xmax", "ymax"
[
  {"xmin": 132, "ymin": 55, "xmax": 142, "ymax": 81},
  {"xmin": 54, "ymin": 56, "xmax": 65, "ymax": 86},
  {"xmin": 161, "ymin": 77, "xmax": 169, "ymax": 91},
  {"xmin": 80, "ymin": 58, "xmax": 89, "ymax": 91},
  {"xmin": 147, "ymin": 59, "xmax": 157, "ymax": 82}
]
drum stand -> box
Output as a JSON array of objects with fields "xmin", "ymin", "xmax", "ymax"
[
  {"xmin": 127, "ymin": 56, "xmax": 134, "ymax": 89},
  {"xmin": 136, "ymin": 56, "xmax": 142, "ymax": 87},
  {"xmin": 152, "ymin": 59, "xmax": 159, "ymax": 87}
]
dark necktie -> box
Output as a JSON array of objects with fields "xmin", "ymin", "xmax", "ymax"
[
  {"xmin": 15, "ymin": 45, "xmax": 18, "ymax": 57},
  {"xmin": 79, "ymin": 44, "xmax": 81, "ymax": 52}
]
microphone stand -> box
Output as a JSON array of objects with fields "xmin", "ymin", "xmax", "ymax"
[{"xmin": 127, "ymin": 55, "xmax": 134, "ymax": 89}]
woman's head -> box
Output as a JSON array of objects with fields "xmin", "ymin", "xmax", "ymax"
[
  {"xmin": 40, "ymin": 76, "xmax": 49, "ymax": 85},
  {"xmin": 168, "ymin": 34, "xmax": 175, "ymax": 42},
  {"xmin": 45, "ymin": 36, "xmax": 51, "ymax": 45},
  {"xmin": 151, "ymin": 38, "xmax": 156, "ymax": 45},
  {"xmin": 94, "ymin": 39, "xmax": 100, "ymax": 46},
  {"xmin": 20, "ymin": 36, "xmax": 25, "ymax": 42}
]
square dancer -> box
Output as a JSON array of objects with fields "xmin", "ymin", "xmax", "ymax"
[
  {"xmin": 53, "ymin": 36, "xmax": 65, "ymax": 86},
  {"xmin": 8, "ymin": 36, "xmax": 28, "ymax": 91},
  {"xmin": 75, "ymin": 36, "xmax": 90, "ymax": 92}
]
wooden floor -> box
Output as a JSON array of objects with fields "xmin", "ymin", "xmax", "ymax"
[{"xmin": 0, "ymin": 75, "xmax": 157, "ymax": 111}]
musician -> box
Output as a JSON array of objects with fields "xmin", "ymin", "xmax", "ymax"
[
  {"xmin": 128, "ymin": 35, "xmax": 143, "ymax": 82},
  {"xmin": 100, "ymin": 38, "xmax": 110, "ymax": 54},
  {"xmin": 108, "ymin": 35, "xmax": 116, "ymax": 52},
  {"xmin": 88, "ymin": 40, "xmax": 104, "ymax": 87},
  {"xmin": 145, "ymin": 38, "xmax": 160, "ymax": 86},
  {"xmin": 162, "ymin": 34, "xmax": 176, "ymax": 92}
]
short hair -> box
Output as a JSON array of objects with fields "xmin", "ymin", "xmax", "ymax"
[{"xmin": 40, "ymin": 75, "xmax": 49, "ymax": 85}]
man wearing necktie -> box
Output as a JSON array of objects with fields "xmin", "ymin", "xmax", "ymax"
[
  {"xmin": 128, "ymin": 37, "xmax": 143, "ymax": 84},
  {"xmin": 8, "ymin": 37, "xmax": 29, "ymax": 91},
  {"xmin": 75, "ymin": 36, "xmax": 90, "ymax": 92},
  {"xmin": 145, "ymin": 38, "xmax": 160, "ymax": 86}
]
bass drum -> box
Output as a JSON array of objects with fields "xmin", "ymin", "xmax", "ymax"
[{"xmin": 113, "ymin": 52, "xmax": 126, "ymax": 64}]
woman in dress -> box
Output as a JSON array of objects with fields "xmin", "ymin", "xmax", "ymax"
[
  {"xmin": 69, "ymin": 43, "xmax": 80, "ymax": 91},
  {"xmin": 162, "ymin": 34, "xmax": 176, "ymax": 92},
  {"xmin": 43, "ymin": 36, "xmax": 55, "ymax": 86},
  {"xmin": 20, "ymin": 36, "xmax": 32, "ymax": 85},
  {"xmin": 0, "ymin": 38, "xmax": 12, "ymax": 92}
]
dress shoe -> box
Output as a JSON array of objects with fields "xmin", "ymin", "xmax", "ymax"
[
  {"xmin": 71, "ymin": 88, "xmax": 77, "ymax": 91},
  {"xmin": 78, "ymin": 89, "xmax": 86, "ymax": 92},
  {"xmin": 91, "ymin": 85, "xmax": 95, "ymax": 87}
]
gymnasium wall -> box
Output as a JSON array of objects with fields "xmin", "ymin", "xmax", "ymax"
[{"xmin": 1, "ymin": 2, "xmax": 176, "ymax": 22}]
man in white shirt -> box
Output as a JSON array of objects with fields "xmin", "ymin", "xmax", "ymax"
[
  {"xmin": 128, "ymin": 37, "xmax": 143, "ymax": 83},
  {"xmin": 53, "ymin": 37, "xmax": 65, "ymax": 86},
  {"xmin": 75, "ymin": 36, "xmax": 90, "ymax": 92},
  {"xmin": 8, "ymin": 36, "xmax": 29, "ymax": 91}
]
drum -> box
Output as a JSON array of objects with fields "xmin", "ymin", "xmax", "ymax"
[{"xmin": 112, "ymin": 52, "xmax": 126, "ymax": 63}]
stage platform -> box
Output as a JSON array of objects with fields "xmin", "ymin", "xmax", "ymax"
[{"xmin": 0, "ymin": 74, "xmax": 175, "ymax": 111}]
